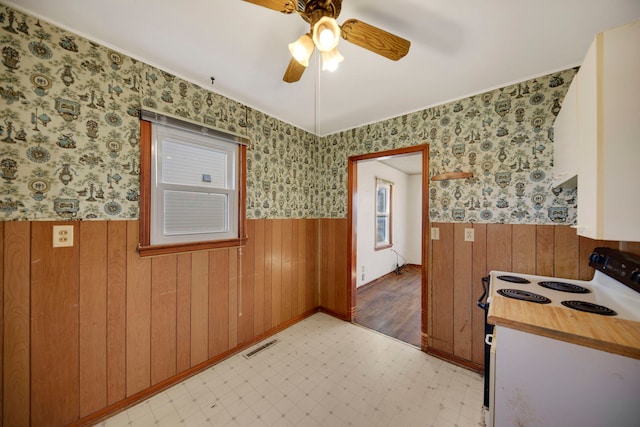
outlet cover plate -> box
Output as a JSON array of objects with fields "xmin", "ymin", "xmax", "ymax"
[
  {"xmin": 53, "ymin": 225, "xmax": 74, "ymax": 247},
  {"xmin": 464, "ymin": 228, "xmax": 475, "ymax": 242}
]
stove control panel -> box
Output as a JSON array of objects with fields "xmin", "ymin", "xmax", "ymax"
[
  {"xmin": 631, "ymin": 269, "xmax": 640, "ymax": 284},
  {"xmin": 589, "ymin": 247, "xmax": 640, "ymax": 293}
]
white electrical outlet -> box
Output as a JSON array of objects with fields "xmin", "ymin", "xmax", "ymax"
[
  {"xmin": 431, "ymin": 227, "xmax": 440, "ymax": 240},
  {"xmin": 53, "ymin": 225, "xmax": 74, "ymax": 247},
  {"xmin": 464, "ymin": 228, "xmax": 475, "ymax": 242}
]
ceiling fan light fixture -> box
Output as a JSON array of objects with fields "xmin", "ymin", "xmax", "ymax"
[
  {"xmin": 243, "ymin": 0, "xmax": 411, "ymax": 83},
  {"xmin": 288, "ymin": 33, "xmax": 314, "ymax": 66},
  {"xmin": 321, "ymin": 47, "xmax": 344, "ymax": 72},
  {"xmin": 312, "ymin": 16, "xmax": 340, "ymax": 52}
]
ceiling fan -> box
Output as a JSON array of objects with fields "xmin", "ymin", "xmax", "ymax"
[{"xmin": 243, "ymin": 0, "xmax": 411, "ymax": 82}]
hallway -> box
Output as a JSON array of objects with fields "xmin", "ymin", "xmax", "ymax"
[{"xmin": 355, "ymin": 265, "xmax": 422, "ymax": 347}]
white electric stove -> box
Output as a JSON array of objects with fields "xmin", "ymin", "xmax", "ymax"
[
  {"xmin": 489, "ymin": 267, "xmax": 640, "ymax": 322},
  {"xmin": 478, "ymin": 247, "xmax": 640, "ymax": 427}
]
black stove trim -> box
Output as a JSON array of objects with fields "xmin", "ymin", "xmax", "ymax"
[{"xmin": 589, "ymin": 247, "xmax": 640, "ymax": 294}]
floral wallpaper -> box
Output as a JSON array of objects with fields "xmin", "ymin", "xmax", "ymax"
[
  {"xmin": 245, "ymin": 110, "xmax": 319, "ymax": 218},
  {"xmin": 317, "ymin": 68, "xmax": 578, "ymax": 224},
  {"xmin": 1, "ymin": 3, "xmax": 576, "ymax": 225},
  {"xmin": 0, "ymin": 7, "xmax": 144, "ymax": 219},
  {"xmin": 0, "ymin": 3, "xmax": 318, "ymax": 220}
]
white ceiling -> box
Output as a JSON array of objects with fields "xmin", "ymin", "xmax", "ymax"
[
  {"xmin": 379, "ymin": 154, "xmax": 423, "ymax": 176},
  {"xmin": 8, "ymin": 0, "xmax": 640, "ymax": 136}
]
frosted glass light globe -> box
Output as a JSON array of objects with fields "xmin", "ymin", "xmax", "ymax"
[
  {"xmin": 318, "ymin": 28, "xmax": 336, "ymax": 50},
  {"xmin": 312, "ymin": 17, "xmax": 340, "ymax": 52}
]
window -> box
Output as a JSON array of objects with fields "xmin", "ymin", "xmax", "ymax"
[
  {"xmin": 375, "ymin": 178, "xmax": 392, "ymax": 249},
  {"xmin": 139, "ymin": 113, "xmax": 247, "ymax": 256}
]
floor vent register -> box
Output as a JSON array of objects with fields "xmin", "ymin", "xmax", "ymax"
[{"xmin": 243, "ymin": 339, "xmax": 280, "ymax": 359}]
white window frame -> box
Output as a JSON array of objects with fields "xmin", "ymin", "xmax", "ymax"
[
  {"xmin": 375, "ymin": 178, "xmax": 393, "ymax": 249},
  {"xmin": 138, "ymin": 110, "xmax": 249, "ymax": 257},
  {"xmin": 150, "ymin": 123, "xmax": 239, "ymax": 245}
]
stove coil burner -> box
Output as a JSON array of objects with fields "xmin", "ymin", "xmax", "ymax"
[
  {"xmin": 497, "ymin": 289, "xmax": 551, "ymax": 304},
  {"xmin": 538, "ymin": 281, "xmax": 591, "ymax": 294},
  {"xmin": 561, "ymin": 301, "xmax": 618, "ymax": 316},
  {"xmin": 497, "ymin": 275, "xmax": 531, "ymax": 284}
]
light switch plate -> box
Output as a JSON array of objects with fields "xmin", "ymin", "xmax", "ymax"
[
  {"xmin": 53, "ymin": 225, "xmax": 74, "ymax": 247},
  {"xmin": 431, "ymin": 227, "xmax": 440, "ymax": 240}
]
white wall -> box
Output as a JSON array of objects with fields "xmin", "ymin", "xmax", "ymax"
[
  {"xmin": 406, "ymin": 174, "xmax": 423, "ymax": 265},
  {"xmin": 356, "ymin": 160, "xmax": 422, "ymax": 287}
]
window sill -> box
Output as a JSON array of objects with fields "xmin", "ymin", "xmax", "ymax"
[
  {"xmin": 374, "ymin": 244, "xmax": 392, "ymax": 251},
  {"xmin": 138, "ymin": 236, "xmax": 248, "ymax": 257}
]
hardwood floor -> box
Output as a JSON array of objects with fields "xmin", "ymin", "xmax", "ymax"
[{"xmin": 355, "ymin": 265, "xmax": 421, "ymax": 347}]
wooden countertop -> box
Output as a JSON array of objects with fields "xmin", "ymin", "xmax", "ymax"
[{"xmin": 488, "ymin": 295, "xmax": 640, "ymax": 359}]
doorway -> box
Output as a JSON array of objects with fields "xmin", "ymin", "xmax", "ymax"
[{"xmin": 347, "ymin": 144, "xmax": 429, "ymax": 350}]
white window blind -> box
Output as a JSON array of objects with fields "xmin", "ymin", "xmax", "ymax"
[
  {"xmin": 161, "ymin": 140, "xmax": 229, "ymax": 188},
  {"xmin": 163, "ymin": 190, "xmax": 228, "ymax": 235}
]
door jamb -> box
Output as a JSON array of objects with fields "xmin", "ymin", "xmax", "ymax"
[{"xmin": 346, "ymin": 144, "xmax": 430, "ymax": 350}]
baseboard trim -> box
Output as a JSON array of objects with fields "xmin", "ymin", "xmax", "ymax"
[
  {"xmin": 318, "ymin": 306, "xmax": 350, "ymax": 321},
  {"xmin": 357, "ymin": 264, "xmax": 422, "ymax": 292},
  {"xmin": 426, "ymin": 347, "xmax": 483, "ymax": 374}
]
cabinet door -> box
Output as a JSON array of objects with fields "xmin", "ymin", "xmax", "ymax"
[
  {"xmin": 599, "ymin": 20, "xmax": 640, "ymax": 241},
  {"xmin": 576, "ymin": 38, "xmax": 599, "ymax": 238},
  {"xmin": 576, "ymin": 20, "xmax": 640, "ymax": 241},
  {"xmin": 552, "ymin": 76, "xmax": 578, "ymax": 187}
]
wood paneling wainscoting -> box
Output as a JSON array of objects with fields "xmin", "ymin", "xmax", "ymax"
[
  {"xmin": 2, "ymin": 218, "xmax": 638, "ymax": 425},
  {"xmin": 318, "ymin": 218, "xmax": 349, "ymax": 320},
  {"xmin": 1, "ymin": 219, "xmax": 320, "ymax": 427},
  {"xmin": 428, "ymin": 222, "xmax": 640, "ymax": 371}
]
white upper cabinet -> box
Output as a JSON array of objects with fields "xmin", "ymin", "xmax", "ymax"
[
  {"xmin": 552, "ymin": 75, "xmax": 578, "ymax": 188},
  {"xmin": 575, "ymin": 19, "xmax": 640, "ymax": 241}
]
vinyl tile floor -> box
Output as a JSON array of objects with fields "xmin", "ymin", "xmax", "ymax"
[{"xmin": 97, "ymin": 313, "xmax": 485, "ymax": 427}]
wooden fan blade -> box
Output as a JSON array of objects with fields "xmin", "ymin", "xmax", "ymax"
[
  {"xmin": 242, "ymin": 0, "xmax": 296, "ymax": 14},
  {"xmin": 341, "ymin": 19, "xmax": 410, "ymax": 60},
  {"xmin": 283, "ymin": 57, "xmax": 306, "ymax": 83}
]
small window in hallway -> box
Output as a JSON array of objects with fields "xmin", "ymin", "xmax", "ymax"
[{"xmin": 375, "ymin": 178, "xmax": 392, "ymax": 250}]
